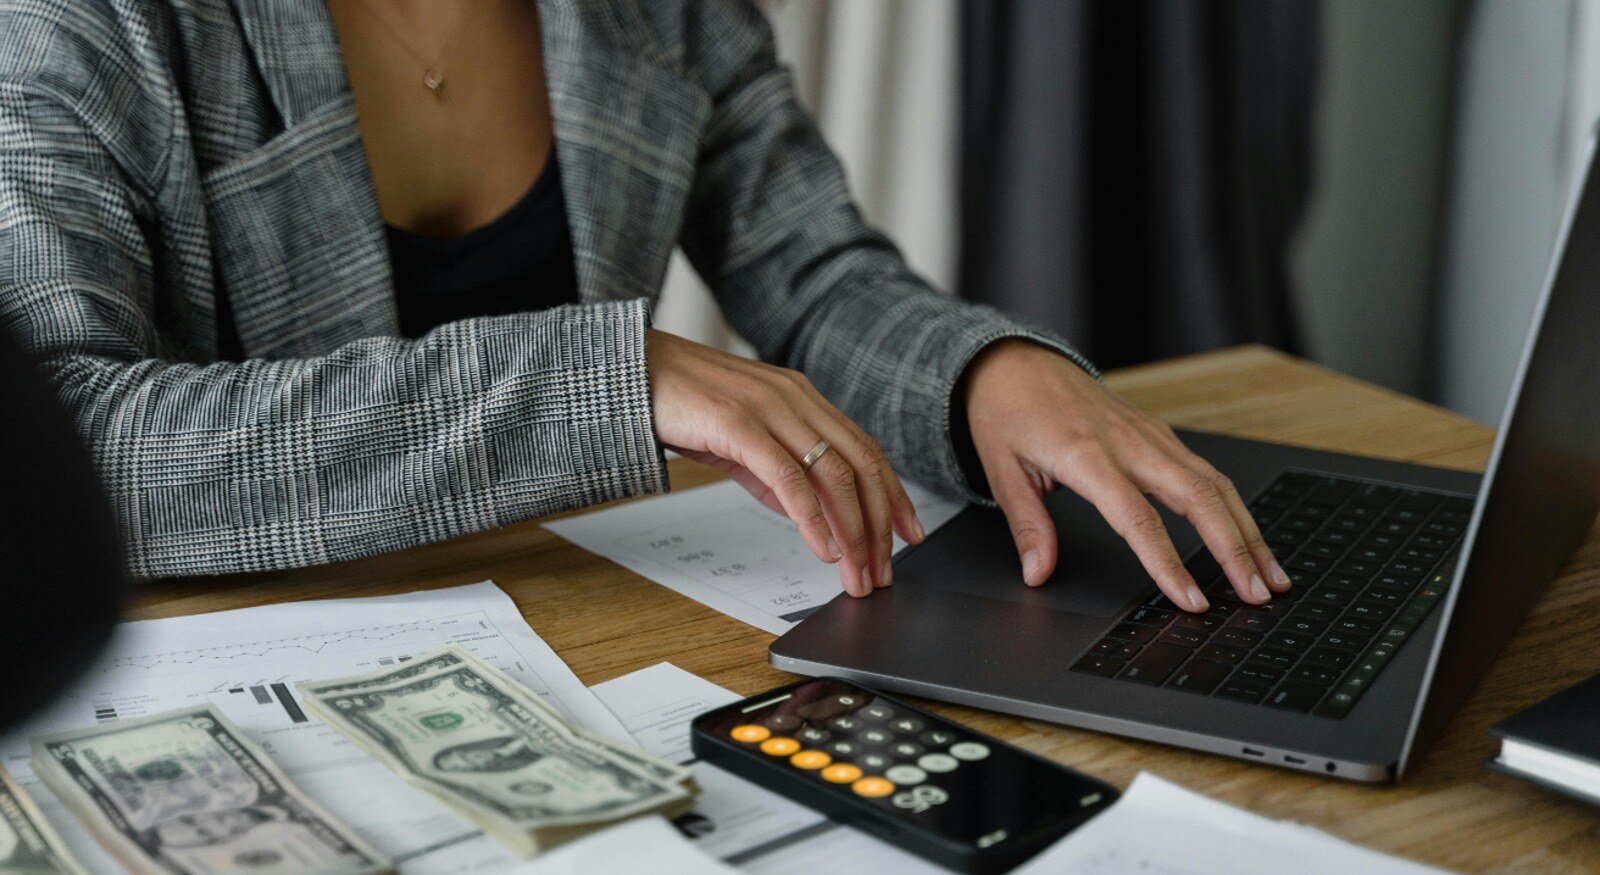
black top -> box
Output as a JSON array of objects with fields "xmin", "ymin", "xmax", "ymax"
[{"xmin": 385, "ymin": 152, "xmax": 580, "ymax": 338}]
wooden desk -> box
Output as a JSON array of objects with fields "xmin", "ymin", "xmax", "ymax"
[{"xmin": 143, "ymin": 345, "xmax": 1600, "ymax": 873}]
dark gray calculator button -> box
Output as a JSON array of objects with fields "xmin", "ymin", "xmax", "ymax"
[
  {"xmin": 826, "ymin": 740, "xmax": 859, "ymax": 757},
  {"xmin": 859, "ymin": 753, "xmax": 891, "ymax": 770},
  {"xmin": 827, "ymin": 716, "xmax": 861, "ymax": 731},
  {"xmin": 764, "ymin": 714, "xmax": 800, "ymax": 731},
  {"xmin": 859, "ymin": 729, "xmax": 893, "ymax": 745},
  {"xmin": 795, "ymin": 727, "xmax": 830, "ymax": 744},
  {"xmin": 861, "ymin": 703, "xmax": 895, "ymax": 720},
  {"xmin": 919, "ymin": 730, "xmax": 956, "ymax": 747},
  {"xmin": 888, "ymin": 717, "xmax": 926, "ymax": 734},
  {"xmin": 890, "ymin": 742, "xmax": 923, "ymax": 758}
]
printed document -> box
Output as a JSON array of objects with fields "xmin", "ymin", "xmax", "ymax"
[
  {"xmin": 0, "ymin": 581, "xmax": 633, "ymax": 874},
  {"xmin": 546, "ymin": 479, "xmax": 965, "ymax": 634}
]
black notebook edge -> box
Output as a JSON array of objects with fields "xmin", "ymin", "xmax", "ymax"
[{"xmin": 1485, "ymin": 754, "xmax": 1600, "ymax": 809}]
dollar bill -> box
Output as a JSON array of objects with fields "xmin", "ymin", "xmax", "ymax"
[
  {"xmin": 30, "ymin": 707, "xmax": 392, "ymax": 875},
  {"xmin": 298, "ymin": 646, "xmax": 695, "ymax": 856},
  {"xmin": 0, "ymin": 764, "xmax": 87, "ymax": 874}
]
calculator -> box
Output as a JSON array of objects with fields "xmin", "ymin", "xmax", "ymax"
[{"xmin": 690, "ymin": 677, "xmax": 1117, "ymax": 873}]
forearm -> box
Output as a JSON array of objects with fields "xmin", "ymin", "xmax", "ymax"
[{"xmin": 46, "ymin": 300, "xmax": 666, "ymax": 578}]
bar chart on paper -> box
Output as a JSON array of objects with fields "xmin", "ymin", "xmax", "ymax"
[{"xmin": 0, "ymin": 582, "xmax": 633, "ymax": 875}]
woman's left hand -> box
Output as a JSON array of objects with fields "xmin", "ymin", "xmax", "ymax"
[{"xmin": 963, "ymin": 340, "xmax": 1291, "ymax": 613}]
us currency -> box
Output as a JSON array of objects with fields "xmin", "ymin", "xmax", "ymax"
[
  {"xmin": 298, "ymin": 646, "xmax": 695, "ymax": 856},
  {"xmin": 30, "ymin": 707, "xmax": 392, "ymax": 875},
  {"xmin": 0, "ymin": 764, "xmax": 87, "ymax": 874}
]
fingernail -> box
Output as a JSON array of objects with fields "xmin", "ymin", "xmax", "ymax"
[
  {"xmin": 1270, "ymin": 562, "xmax": 1291, "ymax": 589},
  {"xmin": 826, "ymin": 538, "xmax": 843, "ymax": 561},
  {"xmin": 1022, "ymin": 550, "xmax": 1042, "ymax": 584},
  {"xmin": 1187, "ymin": 585, "xmax": 1209, "ymax": 611},
  {"xmin": 879, "ymin": 560, "xmax": 893, "ymax": 587},
  {"xmin": 859, "ymin": 564, "xmax": 873, "ymax": 593},
  {"xmin": 912, "ymin": 516, "xmax": 927, "ymax": 542},
  {"xmin": 1250, "ymin": 574, "xmax": 1271, "ymax": 602},
  {"xmin": 843, "ymin": 563, "xmax": 866, "ymax": 596}
]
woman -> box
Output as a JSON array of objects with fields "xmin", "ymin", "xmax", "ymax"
[{"xmin": 0, "ymin": 0, "xmax": 1288, "ymax": 612}]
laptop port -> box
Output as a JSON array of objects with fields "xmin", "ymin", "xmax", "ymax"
[
  {"xmin": 1241, "ymin": 748, "xmax": 1265, "ymax": 758},
  {"xmin": 1284, "ymin": 755, "xmax": 1307, "ymax": 765}
]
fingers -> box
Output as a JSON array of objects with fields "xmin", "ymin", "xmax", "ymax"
[
  {"xmin": 989, "ymin": 460, "xmax": 1058, "ymax": 586},
  {"xmin": 1065, "ymin": 457, "xmax": 1209, "ymax": 612},
  {"xmin": 1206, "ymin": 460, "xmax": 1290, "ymax": 592},
  {"xmin": 731, "ymin": 428, "xmax": 842, "ymax": 568},
  {"xmin": 1135, "ymin": 454, "xmax": 1272, "ymax": 606},
  {"xmin": 790, "ymin": 376, "xmax": 925, "ymax": 545},
  {"xmin": 763, "ymin": 410, "xmax": 880, "ymax": 596}
]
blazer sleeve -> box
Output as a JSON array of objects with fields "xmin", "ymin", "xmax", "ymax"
[
  {"xmin": 0, "ymin": 83, "xmax": 666, "ymax": 579},
  {"xmin": 672, "ymin": 0, "xmax": 1098, "ymax": 503}
]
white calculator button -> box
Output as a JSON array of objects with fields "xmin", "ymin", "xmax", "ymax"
[
  {"xmin": 949, "ymin": 742, "xmax": 990, "ymax": 761},
  {"xmin": 918, "ymin": 753, "xmax": 958, "ymax": 773},
  {"xmin": 885, "ymin": 765, "xmax": 927, "ymax": 785}
]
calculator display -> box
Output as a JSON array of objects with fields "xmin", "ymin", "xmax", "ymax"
[{"xmin": 699, "ymin": 679, "xmax": 1107, "ymax": 848}]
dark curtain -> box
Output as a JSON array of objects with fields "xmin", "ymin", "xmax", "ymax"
[{"xmin": 960, "ymin": 1, "xmax": 1320, "ymax": 368}]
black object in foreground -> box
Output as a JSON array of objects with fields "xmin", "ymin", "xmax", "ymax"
[
  {"xmin": 0, "ymin": 327, "xmax": 125, "ymax": 732},
  {"xmin": 691, "ymin": 677, "xmax": 1116, "ymax": 873},
  {"xmin": 1488, "ymin": 672, "xmax": 1600, "ymax": 808}
]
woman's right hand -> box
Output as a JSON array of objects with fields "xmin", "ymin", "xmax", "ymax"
[{"xmin": 645, "ymin": 329, "xmax": 926, "ymax": 597}]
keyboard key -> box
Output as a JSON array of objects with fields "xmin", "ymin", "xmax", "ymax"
[
  {"xmin": 1216, "ymin": 628, "xmax": 1262, "ymax": 648},
  {"xmin": 1313, "ymin": 688, "xmax": 1361, "ymax": 718},
  {"xmin": 1292, "ymin": 504, "xmax": 1333, "ymax": 520},
  {"xmin": 1309, "ymin": 588, "xmax": 1355, "ymax": 607},
  {"xmin": 1362, "ymin": 532, "xmax": 1403, "ymax": 549},
  {"xmin": 1435, "ymin": 509, "xmax": 1470, "ymax": 524},
  {"xmin": 1233, "ymin": 664, "xmax": 1285, "ymax": 685},
  {"xmin": 1215, "ymin": 679, "xmax": 1272, "ymax": 703},
  {"xmin": 1343, "ymin": 504, "xmax": 1382, "ymax": 520},
  {"xmin": 1227, "ymin": 611, "xmax": 1277, "ymax": 632},
  {"xmin": 1329, "ymin": 517, "xmax": 1368, "ymax": 533},
  {"xmin": 1302, "ymin": 647, "xmax": 1355, "ymax": 670},
  {"xmin": 1314, "ymin": 529, "xmax": 1355, "ymax": 546},
  {"xmin": 1280, "ymin": 617, "xmax": 1329, "ymax": 636},
  {"xmin": 1356, "ymin": 484, "xmax": 1401, "ymax": 505},
  {"xmin": 1384, "ymin": 507, "xmax": 1426, "ymax": 524},
  {"xmin": 1281, "ymin": 517, "xmax": 1319, "ymax": 533},
  {"xmin": 1241, "ymin": 599, "xmax": 1292, "ymax": 616},
  {"xmin": 1305, "ymin": 479, "xmax": 1358, "ymax": 505},
  {"xmin": 1126, "ymin": 607, "xmax": 1176, "ymax": 626},
  {"xmin": 1321, "ymin": 633, "xmax": 1369, "ymax": 652},
  {"xmin": 1360, "ymin": 588, "xmax": 1406, "ymax": 606},
  {"xmin": 1287, "ymin": 555, "xmax": 1331, "ymax": 574},
  {"xmin": 1346, "ymin": 602, "xmax": 1394, "ymax": 621},
  {"xmin": 1120, "ymin": 643, "xmax": 1192, "ymax": 685},
  {"xmin": 1265, "ymin": 681, "xmax": 1328, "ymax": 712},
  {"xmin": 1290, "ymin": 602, "xmax": 1341, "ymax": 622},
  {"xmin": 1424, "ymin": 521, "xmax": 1463, "ymax": 537},
  {"xmin": 1302, "ymin": 542, "xmax": 1343, "ymax": 560},
  {"xmin": 1197, "ymin": 642, "xmax": 1250, "ymax": 665},
  {"xmin": 1247, "ymin": 647, "xmax": 1299, "ymax": 669},
  {"xmin": 1376, "ymin": 520, "xmax": 1416, "ymax": 537},
  {"xmin": 1348, "ymin": 546, "xmax": 1393, "ymax": 564},
  {"xmin": 1410, "ymin": 533, "xmax": 1450, "ymax": 549},
  {"xmin": 1401, "ymin": 547, "xmax": 1440, "ymax": 563},
  {"xmin": 1172, "ymin": 613, "xmax": 1223, "ymax": 632},
  {"xmin": 1106, "ymin": 623, "xmax": 1159, "ymax": 644},
  {"xmin": 1263, "ymin": 631, "xmax": 1315, "ymax": 653},
  {"xmin": 1156, "ymin": 628, "xmax": 1207, "ymax": 648},
  {"xmin": 1166, "ymin": 658, "xmax": 1232, "ymax": 694},
  {"xmin": 1334, "ymin": 617, "xmax": 1381, "ymax": 637},
  {"xmin": 1292, "ymin": 665, "xmax": 1342, "ymax": 685},
  {"xmin": 1267, "ymin": 530, "xmax": 1308, "ymax": 548},
  {"xmin": 1334, "ymin": 559, "xmax": 1380, "ymax": 577},
  {"xmin": 1319, "ymin": 574, "xmax": 1365, "ymax": 592},
  {"xmin": 1088, "ymin": 636, "xmax": 1139, "ymax": 659},
  {"xmin": 1373, "ymin": 573, "xmax": 1422, "ymax": 591},
  {"xmin": 1388, "ymin": 561, "xmax": 1431, "ymax": 577}
]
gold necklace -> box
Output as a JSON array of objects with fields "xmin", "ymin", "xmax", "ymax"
[{"xmin": 347, "ymin": 0, "xmax": 489, "ymax": 97}]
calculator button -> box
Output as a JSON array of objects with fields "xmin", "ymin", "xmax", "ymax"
[
  {"xmin": 861, "ymin": 703, "xmax": 895, "ymax": 721},
  {"xmin": 885, "ymin": 765, "xmax": 927, "ymax": 785},
  {"xmin": 858, "ymin": 729, "xmax": 894, "ymax": 746},
  {"xmin": 827, "ymin": 716, "xmax": 861, "ymax": 731},
  {"xmin": 918, "ymin": 753, "xmax": 959, "ymax": 773},
  {"xmin": 759, "ymin": 737, "xmax": 800, "ymax": 757},
  {"xmin": 730, "ymin": 725, "xmax": 770, "ymax": 743},
  {"xmin": 821, "ymin": 763, "xmax": 863, "ymax": 784},
  {"xmin": 949, "ymin": 742, "xmax": 990, "ymax": 762},
  {"xmin": 852, "ymin": 776, "xmax": 896, "ymax": 798},
  {"xmin": 859, "ymin": 754, "xmax": 892, "ymax": 770},
  {"xmin": 795, "ymin": 727, "xmax": 830, "ymax": 744},
  {"xmin": 826, "ymin": 740, "xmax": 859, "ymax": 758},
  {"xmin": 890, "ymin": 742, "xmax": 923, "ymax": 758},
  {"xmin": 919, "ymin": 730, "xmax": 956, "ymax": 747},
  {"xmin": 790, "ymin": 750, "xmax": 831, "ymax": 770},
  {"xmin": 888, "ymin": 717, "xmax": 926, "ymax": 734},
  {"xmin": 763, "ymin": 714, "xmax": 801, "ymax": 731},
  {"xmin": 834, "ymin": 695, "xmax": 862, "ymax": 708}
]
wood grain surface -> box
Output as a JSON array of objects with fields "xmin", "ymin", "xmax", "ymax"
[{"xmin": 141, "ymin": 345, "xmax": 1600, "ymax": 873}]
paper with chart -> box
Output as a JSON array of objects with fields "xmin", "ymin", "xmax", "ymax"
[
  {"xmin": 590, "ymin": 662, "xmax": 941, "ymax": 874},
  {"xmin": 0, "ymin": 581, "xmax": 632, "ymax": 875},
  {"xmin": 1013, "ymin": 772, "xmax": 1446, "ymax": 874},
  {"xmin": 546, "ymin": 479, "xmax": 966, "ymax": 635}
]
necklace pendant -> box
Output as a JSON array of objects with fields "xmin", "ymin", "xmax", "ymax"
[{"xmin": 423, "ymin": 70, "xmax": 444, "ymax": 95}]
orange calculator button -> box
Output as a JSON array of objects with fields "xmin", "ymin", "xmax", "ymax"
[
  {"xmin": 851, "ymin": 776, "xmax": 896, "ymax": 798},
  {"xmin": 730, "ymin": 724, "xmax": 771, "ymax": 743},
  {"xmin": 759, "ymin": 737, "xmax": 801, "ymax": 757},
  {"xmin": 821, "ymin": 763, "xmax": 863, "ymax": 784},
  {"xmin": 789, "ymin": 750, "xmax": 832, "ymax": 770}
]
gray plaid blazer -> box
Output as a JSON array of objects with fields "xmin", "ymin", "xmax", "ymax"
[{"xmin": 0, "ymin": 0, "xmax": 1093, "ymax": 578}]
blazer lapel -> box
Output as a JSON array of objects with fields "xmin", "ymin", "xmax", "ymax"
[
  {"xmin": 229, "ymin": 0, "xmax": 353, "ymax": 128},
  {"xmin": 537, "ymin": 0, "xmax": 711, "ymax": 305}
]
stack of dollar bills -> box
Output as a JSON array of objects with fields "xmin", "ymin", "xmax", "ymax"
[
  {"xmin": 30, "ymin": 707, "xmax": 392, "ymax": 875},
  {"xmin": 297, "ymin": 645, "xmax": 697, "ymax": 857},
  {"xmin": 1, "ymin": 763, "xmax": 88, "ymax": 874}
]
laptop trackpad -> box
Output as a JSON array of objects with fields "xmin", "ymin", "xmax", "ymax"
[{"xmin": 895, "ymin": 493, "xmax": 1198, "ymax": 619}]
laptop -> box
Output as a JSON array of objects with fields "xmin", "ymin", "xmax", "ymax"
[{"xmin": 770, "ymin": 141, "xmax": 1600, "ymax": 783}]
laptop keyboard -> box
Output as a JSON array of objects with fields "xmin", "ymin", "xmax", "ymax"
[{"xmin": 1070, "ymin": 471, "xmax": 1474, "ymax": 719}]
